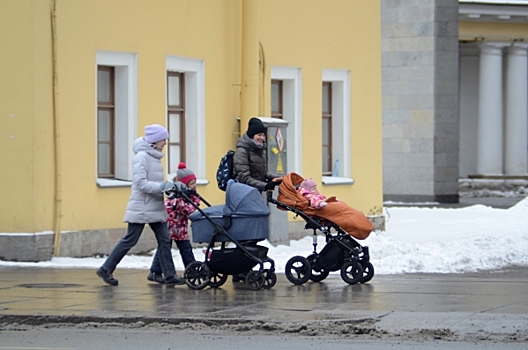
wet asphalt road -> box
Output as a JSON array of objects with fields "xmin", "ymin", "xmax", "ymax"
[{"xmin": 1, "ymin": 265, "xmax": 527, "ymax": 345}]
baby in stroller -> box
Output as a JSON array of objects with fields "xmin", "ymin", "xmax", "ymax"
[
  {"xmin": 181, "ymin": 181, "xmax": 276, "ymax": 291},
  {"xmin": 297, "ymin": 178, "xmax": 338, "ymax": 209},
  {"xmin": 268, "ymin": 172, "xmax": 374, "ymax": 285}
]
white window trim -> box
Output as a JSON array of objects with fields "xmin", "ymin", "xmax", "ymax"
[
  {"xmin": 96, "ymin": 51, "xmax": 138, "ymax": 187},
  {"xmin": 270, "ymin": 66, "xmax": 302, "ymax": 175},
  {"xmin": 322, "ymin": 69, "xmax": 352, "ymax": 185},
  {"xmin": 166, "ymin": 56, "xmax": 207, "ymax": 184}
]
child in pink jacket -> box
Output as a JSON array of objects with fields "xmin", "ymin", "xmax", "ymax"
[
  {"xmin": 165, "ymin": 163, "xmax": 200, "ymax": 267},
  {"xmin": 149, "ymin": 162, "xmax": 199, "ymax": 284},
  {"xmin": 297, "ymin": 178, "xmax": 328, "ymax": 209}
]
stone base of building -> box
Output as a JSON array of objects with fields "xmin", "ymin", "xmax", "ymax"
[
  {"xmin": 0, "ymin": 228, "xmax": 158, "ymax": 263},
  {"xmin": 0, "ymin": 216, "xmax": 385, "ymax": 262},
  {"xmin": 460, "ymin": 177, "xmax": 528, "ymax": 197},
  {"xmin": 384, "ymin": 194, "xmax": 460, "ymax": 204}
]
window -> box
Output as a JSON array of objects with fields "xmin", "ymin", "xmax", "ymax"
[
  {"xmin": 96, "ymin": 51, "xmax": 137, "ymax": 186},
  {"xmin": 167, "ymin": 72, "xmax": 185, "ymax": 173},
  {"xmin": 271, "ymin": 80, "xmax": 283, "ymax": 119},
  {"xmin": 322, "ymin": 69, "xmax": 351, "ymax": 183},
  {"xmin": 97, "ymin": 66, "xmax": 115, "ymax": 178},
  {"xmin": 166, "ymin": 56, "xmax": 205, "ymax": 182},
  {"xmin": 270, "ymin": 67, "xmax": 302, "ymax": 174},
  {"xmin": 322, "ymin": 82, "xmax": 333, "ymax": 175}
]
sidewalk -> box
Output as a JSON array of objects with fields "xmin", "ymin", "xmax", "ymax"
[{"xmin": 1, "ymin": 265, "xmax": 527, "ymax": 342}]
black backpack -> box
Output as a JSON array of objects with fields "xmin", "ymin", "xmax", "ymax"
[{"xmin": 216, "ymin": 149, "xmax": 249, "ymax": 191}]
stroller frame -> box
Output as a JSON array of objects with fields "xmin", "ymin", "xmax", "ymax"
[
  {"xmin": 176, "ymin": 189, "xmax": 276, "ymax": 291},
  {"xmin": 267, "ymin": 191, "xmax": 374, "ymax": 285}
]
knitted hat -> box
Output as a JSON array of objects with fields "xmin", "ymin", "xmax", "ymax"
[
  {"xmin": 144, "ymin": 124, "xmax": 168, "ymax": 143},
  {"xmin": 246, "ymin": 117, "xmax": 266, "ymax": 138},
  {"xmin": 300, "ymin": 178, "xmax": 317, "ymax": 191},
  {"xmin": 177, "ymin": 162, "xmax": 196, "ymax": 186}
]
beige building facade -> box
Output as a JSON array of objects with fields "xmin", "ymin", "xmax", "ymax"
[
  {"xmin": 382, "ymin": 0, "xmax": 528, "ymax": 204},
  {"xmin": 0, "ymin": 0, "xmax": 383, "ymax": 261}
]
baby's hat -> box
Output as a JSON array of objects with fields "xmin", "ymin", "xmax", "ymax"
[
  {"xmin": 300, "ymin": 178, "xmax": 317, "ymax": 191},
  {"xmin": 176, "ymin": 162, "xmax": 196, "ymax": 186}
]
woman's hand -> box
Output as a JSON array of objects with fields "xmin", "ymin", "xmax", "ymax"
[{"xmin": 265, "ymin": 181, "xmax": 278, "ymax": 190}]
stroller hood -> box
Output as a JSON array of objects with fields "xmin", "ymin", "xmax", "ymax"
[
  {"xmin": 189, "ymin": 182, "xmax": 270, "ymax": 243},
  {"xmin": 224, "ymin": 181, "xmax": 270, "ymax": 217}
]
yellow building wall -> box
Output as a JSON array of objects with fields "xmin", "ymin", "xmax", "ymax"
[
  {"xmin": 1, "ymin": 0, "xmax": 55, "ymax": 233},
  {"xmin": 1, "ymin": 0, "xmax": 382, "ymax": 238},
  {"xmin": 260, "ymin": 0, "xmax": 383, "ymax": 214}
]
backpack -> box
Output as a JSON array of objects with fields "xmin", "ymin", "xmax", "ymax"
[{"xmin": 216, "ymin": 148, "xmax": 249, "ymax": 191}]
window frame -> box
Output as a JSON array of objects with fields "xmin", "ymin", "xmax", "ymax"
[
  {"xmin": 270, "ymin": 67, "xmax": 302, "ymax": 174},
  {"xmin": 95, "ymin": 51, "xmax": 138, "ymax": 187},
  {"xmin": 97, "ymin": 66, "xmax": 116, "ymax": 178},
  {"xmin": 271, "ymin": 79, "xmax": 284, "ymax": 119},
  {"xmin": 166, "ymin": 56, "xmax": 206, "ymax": 183},
  {"xmin": 322, "ymin": 69, "xmax": 352, "ymax": 184},
  {"xmin": 167, "ymin": 71, "xmax": 186, "ymax": 173},
  {"xmin": 322, "ymin": 81, "xmax": 333, "ymax": 176}
]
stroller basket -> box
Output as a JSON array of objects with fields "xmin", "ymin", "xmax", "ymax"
[
  {"xmin": 180, "ymin": 181, "xmax": 276, "ymax": 291},
  {"xmin": 208, "ymin": 245, "xmax": 269, "ymax": 275}
]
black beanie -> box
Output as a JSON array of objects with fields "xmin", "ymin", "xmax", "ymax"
[{"xmin": 246, "ymin": 117, "xmax": 266, "ymax": 138}]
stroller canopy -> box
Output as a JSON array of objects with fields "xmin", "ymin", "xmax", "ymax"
[
  {"xmin": 224, "ymin": 182, "xmax": 270, "ymax": 217},
  {"xmin": 189, "ymin": 181, "xmax": 270, "ymax": 243}
]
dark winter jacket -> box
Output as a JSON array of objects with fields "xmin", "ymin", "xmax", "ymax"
[{"xmin": 233, "ymin": 133, "xmax": 277, "ymax": 191}]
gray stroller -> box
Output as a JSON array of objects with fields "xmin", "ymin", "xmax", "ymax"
[{"xmin": 183, "ymin": 181, "xmax": 276, "ymax": 291}]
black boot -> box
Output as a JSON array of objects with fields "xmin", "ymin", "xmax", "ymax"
[
  {"xmin": 96, "ymin": 267, "xmax": 118, "ymax": 286},
  {"xmin": 147, "ymin": 271, "xmax": 165, "ymax": 284}
]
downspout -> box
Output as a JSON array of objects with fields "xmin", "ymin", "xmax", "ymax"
[
  {"xmin": 51, "ymin": 0, "xmax": 63, "ymax": 257},
  {"xmin": 240, "ymin": 0, "xmax": 260, "ymax": 126},
  {"xmin": 259, "ymin": 42, "xmax": 266, "ymax": 116}
]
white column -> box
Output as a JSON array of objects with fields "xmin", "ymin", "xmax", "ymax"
[
  {"xmin": 477, "ymin": 42, "xmax": 508, "ymax": 175},
  {"xmin": 505, "ymin": 43, "xmax": 528, "ymax": 175}
]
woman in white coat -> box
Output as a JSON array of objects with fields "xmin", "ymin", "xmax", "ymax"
[{"xmin": 96, "ymin": 124, "xmax": 185, "ymax": 286}]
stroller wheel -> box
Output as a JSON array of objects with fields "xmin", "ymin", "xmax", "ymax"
[
  {"xmin": 208, "ymin": 271, "xmax": 228, "ymax": 288},
  {"xmin": 310, "ymin": 268, "xmax": 329, "ymax": 282},
  {"xmin": 184, "ymin": 261, "xmax": 210, "ymax": 290},
  {"xmin": 285, "ymin": 256, "xmax": 311, "ymax": 285},
  {"xmin": 307, "ymin": 254, "xmax": 330, "ymax": 282},
  {"xmin": 340, "ymin": 260, "xmax": 364, "ymax": 285},
  {"xmin": 361, "ymin": 262, "xmax": 375, "ymax": 283},
  {"xmin": 263, "ymin": 269, "xmax": 277, "ymax": 289},
  {"xmin": 246, "ymin": 271, "xmax": 265, "ymax": 291}
]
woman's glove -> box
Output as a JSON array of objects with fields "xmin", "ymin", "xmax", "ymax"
[
  {"xmin": 265, "ymin": 181, "xmax": 277, "ymax": 190},
  {"xmin": 173, "ymin": 181, "xmax": 188, "ymax": 193},
  {"xmin": 160, "ymin": 181, "xmax": 175, "ymax": 193}
]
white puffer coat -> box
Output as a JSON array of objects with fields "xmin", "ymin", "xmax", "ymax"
[{"xmin": 123, "ymin": 138, "xmax": 168, "ymax": 223}]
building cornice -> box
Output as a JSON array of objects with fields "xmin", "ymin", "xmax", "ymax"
[{"xmin": 459, "ymin": 3, "xmax": 528, "ymax": 22}]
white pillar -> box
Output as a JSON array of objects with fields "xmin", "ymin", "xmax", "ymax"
[
  {"xmin": 505, "ymin": 43, "xmax": 528, "ymax": 175},
  {"xmin": 477, "ymin": 42, "xmax": 508, "ymax": 175}
]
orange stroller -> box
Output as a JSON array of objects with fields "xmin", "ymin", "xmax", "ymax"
[{"xmin": 267, "ymin": 172, "xmax": 374, "ymax": 285}]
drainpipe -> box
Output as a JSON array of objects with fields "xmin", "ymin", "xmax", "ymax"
[
  {"xmin": 240, "ymin": 0, "xmax": 260, "ymax": 127},
  {"xmin": 259, "ymin": 42, "xmax": 266, "ymax": 116},
  {"xmin": 51, "ymin": 0, "xmax": 63, "ymax": 257}
]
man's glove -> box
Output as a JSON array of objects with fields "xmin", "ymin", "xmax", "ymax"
[{"xmin": 265, "ymin": 181, "xmax": 277, "ymax": 190}]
